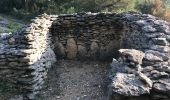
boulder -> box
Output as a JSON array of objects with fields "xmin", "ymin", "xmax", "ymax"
[
  {"xmin": 119, "ymin": 49, "xmax": 145, "ymax": 65},
  {"xmin": 111, "ymin": 73, "xmax": 151, "ymax": 96},
  {"xmin": 54, "ymin": 42, "xmax": 66, "ymax": 58},
  {"xmin": 66, "ymin": 37, "xmax": 77, "ymax": 59},
  {"xmin": 90, "ymin": 41, "xmax": 99, "ymax": 60},
  {"xmin": 77, "ymin": 44, "xmax": 87, "ymax": 59}
]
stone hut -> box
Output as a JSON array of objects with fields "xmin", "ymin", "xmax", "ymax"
[{"xmin": 0, "ymin": 12, "xmax": 170, "ymax": 99}]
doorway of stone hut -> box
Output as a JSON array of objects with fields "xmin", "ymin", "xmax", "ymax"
[
  {"xmin": 36, "ymin": 33, "xmax": 116, "ymax": 99},
  {"xmin": 35, "ymin": 60, "xmax": 110, "ymax": 100}
]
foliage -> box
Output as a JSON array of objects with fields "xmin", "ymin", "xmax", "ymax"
[
  {"xmin": 0, "ymin": 15, "xmax": 23, "ymax": 33},
  {"xmin": 7, "ymin": 20, "xmax": 22, "ymax": 33},
  {"xmin": 136, "ymin": 0, "xmax": 170, "ymax": 21},
  {"xmin": 0, "ymin": 0, "xmax": 136, "ymax": 14},
  {"xmin": 0, "ymin": 0, "xmax": 170, "ymax": 21}
]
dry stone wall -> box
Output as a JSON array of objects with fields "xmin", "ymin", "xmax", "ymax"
[
  {"xmin": 50, "ymin": 12, "xmax": 159, "ymax": 61},
  {"xmin": 0, "ymin": 14, "xmax": 56, "ymax": 99},
  {"xmin": 110, "ymin": 12, "xmax": 170, "ymax": 100},
  {"xmin": 0, "ymin": 12, "xmax": 170, "ymax": 100},
  {"xmin": 50, "ymin": 12, "xmax": 126, "ymax": 60}
]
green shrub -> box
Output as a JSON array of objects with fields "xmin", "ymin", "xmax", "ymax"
[
  {"xmin": 0, "ymin": 16, "xmax": 23, "ymax": 33},
  {"xmin": 136, "ymin": 0, "xmax": 170, "ymax": 21},
  {"xmin": 7, "ymin": 20, "xmax": 22, "ymax": 33}
]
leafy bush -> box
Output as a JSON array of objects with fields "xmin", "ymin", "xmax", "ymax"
[
  {"xmin": 0, "ymin": 15, "xmax": 23, "ymax": 33},
  {"xmin": 0, "ymin": 0, "xmax": 170, "ymax": 21},
  {"xmin": 7, "ymin": 20, "xmax": 22, "ymax": 32},
  {"xmin": 0, "ymin": 0, "xmax": 137, "ymax": 16},
  {"xmin": 136, "ymin": 0, "xmax": 170, "ymax": 21}
]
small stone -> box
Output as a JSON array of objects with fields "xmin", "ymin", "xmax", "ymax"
[
  {"xmin": 151, "ymin": 70, "xmax": 160, "ymax": 74},
  {"xmin": 124, "ymin": 13, "xmax": 136, "ymax": 21},
  {"xmin": 150, "ymin": 45, "xmax": 169, "ymax": 53},
  {"xmin": 142, "ymin": 66, "xmax": 154, "ymax": 73},
  {"xmin": 156, "ymin": 24, "xmax": 170, "ymax": 32},
  {"xmin": 137, "ymin": 72, "xmax": 153, "ymax": 88},
  {"xmin": 136, "ymin": 20, "xmax": 148, "ymax": 26},
  {"xmin": 153, "ymin": 80, "xmax": 170, "ymax": 94},
  {"xmin": 152, "ymin": 38, "xmax": 169, "ymax": 46},
  {"xmin": 142, "ymin": 25, "xmax": 156, "ymax": 32},
  {"xmin": 8, "ymin": 37, "xmax": 15, "ymax": 45},
  {"xmin": 145, "ymin": 32, "xmax": 164, "ymax": 38},
  {"xmin": 154, "ymin": 20, "xmax": 168, "ymax": 26},
  {"xmin": 164, "ymin": 35, "xmax": 170, "ymax": 42},
  {"xmin": 144, "ymin": 53, "xmax": 163, "ymax": 62},
  {"xmin": 56, "ymin": 96, "xmax": 60, "ymax": 99},
  {"xmin": 151, "ymin": 71, "xmax": 169, "ymax": 79},
  {"xmin": 144, "ymin": 50, "xmax": 169, "ymax": 62},
  {"xmin": 156, "ymin": 65, "xmax": 170, "ymax": 73},
  {"xmin": 164, "ymin": 29, "xmax": 170, "ymax": 35}
]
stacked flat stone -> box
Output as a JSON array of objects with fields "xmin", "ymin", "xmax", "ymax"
[
  {"xmin": 110, "ymin": 49, "xmax": 152, "ymax": 99},
  {"xmin": 50, "ymin": 12, "xmax": 123, "ymax": 60},
  {"xmin": 50, "ymin": 12, "xmax": 170, "ymax": 99},
  {"xmin": 1, "ymin": 11, "xmax": 170, "ymax": 100},
  {"xmin": 0, "ymin": 14, "xmax": 57, "ymax": 99},
  {"xmin": 110, "ymin": 12, "xmax": 170, "ymax": 100}
]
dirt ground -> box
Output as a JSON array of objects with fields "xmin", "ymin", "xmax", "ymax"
[
  {"xmin": 36, "ymin": 60, "xmax": 110, "ymax": 100},
  {"xmin": 0, "ymin": 60, "xmax": 111, "ymax": 100}
]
